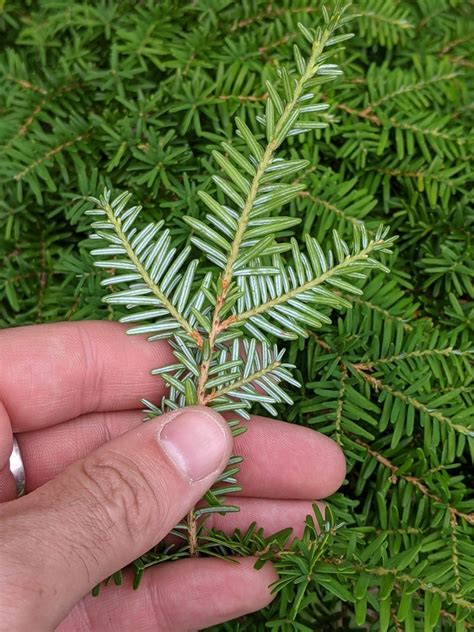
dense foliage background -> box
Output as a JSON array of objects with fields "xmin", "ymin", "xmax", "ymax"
[{"xmin": 0, "ymin": 1, "xmax": 473, "ymax": 630}]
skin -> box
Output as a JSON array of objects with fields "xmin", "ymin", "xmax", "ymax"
[{"xmin": 0, "ymin": 321, "xmax": 346, "ymax": 631}]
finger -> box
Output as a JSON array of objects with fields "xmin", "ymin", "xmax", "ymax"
[
  {"xmin": 58, "ymin": 557, "xmax": 277, "ymax": 632},
  {"xmin": 234, "ymin": 415, "xmax": 346, "ymax": 499},
  {"xmin": 13, "ymin": 412, "xmax": 327, "ymax": 538},
  {"xmin": 18, "ymin": 410, "xmax": 144, "ymax": 493},
  {"xmin": 0, "ymin": 402, "xmax": 12, "ymax": 465},
  {"xmin": 0, "ymin": 320, "xmax": 174, "ymax": 432},
  {"xmin": 0, "ymin": 406, "xmax": 232, "ymax": 631},
  {"xmin": 0, "ymin": 401, "xmax": 16, "ymax": 503},
  {"xmin": 204, "ymin": 497, "xmax": 325, "ymax": 540},
  {"xmin": 0, "ymin": 402, "xmax": 14, "ymax": 501},
  {"xmin": 0, "ymin": 466, "xmax": 16, "ymax": 503},
  {"xmin": 14, "ymin": 412, "xmax": 344, "ymax": 502}
]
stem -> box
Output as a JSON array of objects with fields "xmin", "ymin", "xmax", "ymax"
[
  {"xmin": 187, "ymin": 510, "xmax": 198, "ymax": 556},
  {"xmin": 191, "ymin": 26, "xmax": 333, "ymax": 556}
]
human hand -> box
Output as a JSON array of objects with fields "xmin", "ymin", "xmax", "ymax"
[{"xmin": 0, "ymin": 321, "xmax": 345, "ymax": 631}]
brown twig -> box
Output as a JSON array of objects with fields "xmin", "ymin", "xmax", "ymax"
[
  {"xmin": 5, "ymin": 76, "xmax": 47, "ymax": 95},
  {"xmin": 353, "ymin": 369, "xmax": 470, "ymax": 436},
  {"xmin": 14, "ymin": 133, "xmax": 89, "ymax": 181},
  {"xmin": 352, "ymin": 436, "xmax": 474, "ymax": 525}
]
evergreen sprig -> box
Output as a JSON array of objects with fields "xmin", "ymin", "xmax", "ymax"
[{"xmin": 86, "ymin": 2, "xmax": 395, "ymax": 562}]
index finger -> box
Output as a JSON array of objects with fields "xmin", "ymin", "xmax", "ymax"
[{"xmin": 0, "ymin": 321, "xmax": 174, "ymax": 432}]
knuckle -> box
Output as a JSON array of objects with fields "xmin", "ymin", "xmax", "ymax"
[
  {"xmin": 78, "ymin": 451, "xmax": 165, "ymax": 542},
  {"xmin": 76, "ymin": 324, "xmax": 102, "ymax": 411}
]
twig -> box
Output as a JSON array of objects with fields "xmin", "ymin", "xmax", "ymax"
[{"xmin": 352, "ymin": 437, "xmax": 474, "ymax": 525}]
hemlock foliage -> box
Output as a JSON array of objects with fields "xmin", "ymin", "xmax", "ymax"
[
  {"xmin": 86, "ymin": 3, "xmax": 398, "ymax": 590},
  {"xmin": 0, "ymin": 1, "xmax": 473, "ymax": 630}
]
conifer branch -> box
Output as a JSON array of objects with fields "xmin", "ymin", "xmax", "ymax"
[
  {"xmin": 222, "ymin": 238, "xmax": 391, "ymax": 327},
  {"xmin": 334, "ymin": 364, "xmax": 347, "ymax": 446},
  {"xmin": 100, "ymin": 201, "xmax": 200, "ymax": 344},
  {"xmin": 346, "ymin": 563, "xmax": 474, "ymax": 611},
  {"xmin": 300, "ymin": 190, "xmax": 367, "ymax": 228},
  {"xmin": 352, "ymin": 346, "xmax": 470, "ymax": 370},
  {"xmin": 354, "ymin": 369, "xmax": 472, "ymax": 436},
  {"xmin": 347, "ymin": 296, "xmax": 414, "ymax": 331},
  {"xmin": 204, "ymin": 360, "xmax": 281, "ymax": 404},
  {"xmin": 179, "ymin": 5, "xmax": 362, "ymax": 555},
  {"xmin": 353, "ymin": 437, "xmax": 474, "ymax": 525},
  {"xmin": 14, "ymin": 133, "xmax": 89, "ymax": 181},
  {"xmin": 201, "ymin": 18, "xmax": 347, "ymax": 362},
  {"xmin": 357, "ymin": 9, "xmax": 414, "ymax": 30},
  {"xmin": 5, "ymin": 75, "xmax": 47, "ymax": 94},
  {"xmin": 221, "ymin": 32, "xmax": 328, "ymax": 285},
  {"xmin": 449, "ymin": 513, "xmax": 462, "ymax": 592},
  {"xmin": 367, "ymin": 72, "xmax": 460, "ymax": 111}
]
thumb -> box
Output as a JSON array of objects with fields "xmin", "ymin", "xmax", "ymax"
[{"xmin": 0, "ymin": 405, "xmax": 232, "ymax": 631}]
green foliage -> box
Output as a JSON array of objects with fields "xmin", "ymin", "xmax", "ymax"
[{"xmin": 1, "ymin": 1, "xmax": 473, "ymax": 630}]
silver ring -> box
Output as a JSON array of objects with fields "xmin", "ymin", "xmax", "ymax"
[{"xmin": 9, "ymin": 437, "xmax": 26, "ymax": 497}]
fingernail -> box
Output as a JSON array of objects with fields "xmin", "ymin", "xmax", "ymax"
[{"xmin": 159, "ymin": 408, "xmax": 229, "ymax": 482}]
